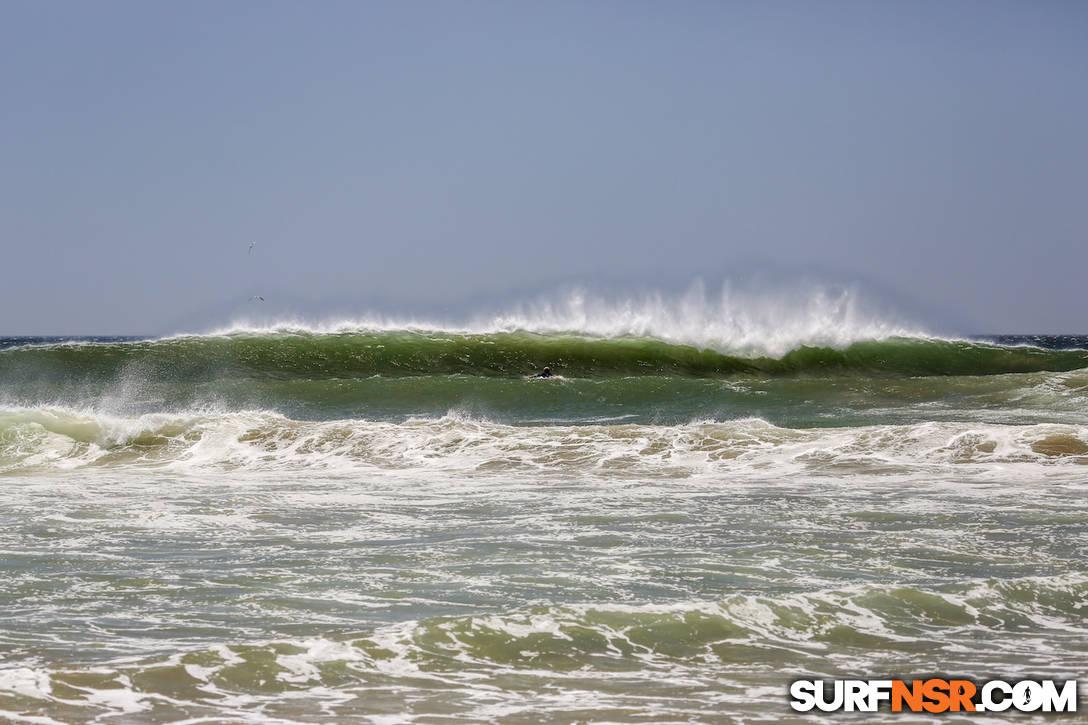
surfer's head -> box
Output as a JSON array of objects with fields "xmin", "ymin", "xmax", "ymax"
[{"xmin": 543, "ymin": 366, "xmax": 550, "ymax": 374}]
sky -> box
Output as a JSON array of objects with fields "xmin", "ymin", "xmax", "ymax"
[{"xmin": 1, "ymin": 0, "xmax": 1085, "ymax": 335}]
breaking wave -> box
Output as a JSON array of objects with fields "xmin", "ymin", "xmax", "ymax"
[{"xmin": 3, "ymin": 407, "xmax": 1087, "ymax": 475}]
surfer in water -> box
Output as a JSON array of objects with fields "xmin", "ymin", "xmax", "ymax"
[{"xmin": 529, "ymin": 366, "xmax": 554, "ymax": 379}]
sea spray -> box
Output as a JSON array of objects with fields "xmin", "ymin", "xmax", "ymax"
[{"xmin": 197, "ymin": 280, "xmax": 930, "ymax": 357}]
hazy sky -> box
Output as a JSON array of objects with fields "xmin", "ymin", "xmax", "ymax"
[{"xmin": 2, "ymin": 0, "xmax": 1085, "ymax": 334}]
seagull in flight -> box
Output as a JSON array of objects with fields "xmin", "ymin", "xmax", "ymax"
[
  {"xmin": 248, "ymin": 241, "xmax": 257, "ymax": 255},
  {"xmin": 249, "ymin": 295, "xmax": 264, "ymax": 302}
]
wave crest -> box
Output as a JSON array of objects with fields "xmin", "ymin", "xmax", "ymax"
[{"xmin": 198, "ymin": 281, "xmax": 929, "ymax": 357}]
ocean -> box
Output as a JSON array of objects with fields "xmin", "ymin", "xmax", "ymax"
[{"xmin": 0, "ymin": 322, "xmax": 1086, "ymax": 723}]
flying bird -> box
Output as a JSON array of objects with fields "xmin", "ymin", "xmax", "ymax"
[
  {"xmin": 248, "ymin": 241, "xmax": 257, "ymax": 255},
  {"xmin": 249, "ymin": 296, "xmax": 264, "ymax": 302}
]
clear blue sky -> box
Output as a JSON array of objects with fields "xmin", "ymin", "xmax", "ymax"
[{"xmin": 2, "ymin": 0, "xmax": 1085, "ymax": 334}]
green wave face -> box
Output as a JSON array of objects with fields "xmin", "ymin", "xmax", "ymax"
[
  {"xmin": 1, "ymin": 333, "xmax": 1086, "ymax": 428},
  {"xmin": 1, "ymin": 332, "xmax": 1085, "ymax": 382}
]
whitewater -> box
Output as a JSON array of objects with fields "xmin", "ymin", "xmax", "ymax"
[{"xmin": 1, "ymin": 291, "xmax": 1086, "ymax": 723}]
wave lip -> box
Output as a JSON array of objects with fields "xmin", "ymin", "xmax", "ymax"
[{"xmin": 196, "ymin": 282, "xmax": 929, "ymax": 358}]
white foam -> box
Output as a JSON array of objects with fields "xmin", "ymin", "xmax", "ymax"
[
  {"xmin": 0, "ymin": 712, "xmax": 68, "ymax": 725},
  {"xmin": 0, "ymin": 667, "xmax": 52, "ymax": 700},
  {"xmin": 184, "ymin": 281, "xmax": 934, "ymax": 358},
  {"xmin": 2, "ymin": 577, "xmax": 1084, "ymax": 723},
  {"xmin": 276, "ymin": 638, "xmax": 365, "ymax": 684},
  {"xmin": 3, "ymin": 405, "xmax": 1087, "ymax": 481}
]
